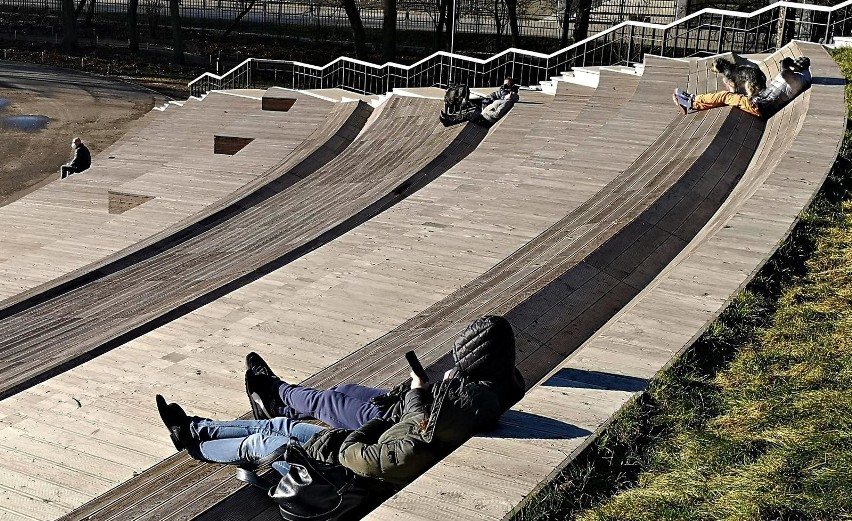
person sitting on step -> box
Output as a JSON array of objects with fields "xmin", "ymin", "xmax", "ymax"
[{"xmin": 60, "ymin": 137, "xmax": 91, "ymax": 179}]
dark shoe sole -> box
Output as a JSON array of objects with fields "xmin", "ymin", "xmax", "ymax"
[
  {"xmin": 673, "ymin": 92, "xmax": 688, "ymax": 115},
  {"xmin": 156, "ymin": 395, "xmax": 185, "ymax": 451}
]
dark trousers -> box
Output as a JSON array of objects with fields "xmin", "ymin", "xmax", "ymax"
[
  {"xmin": 279, "ymin": 383, "xmax": 388, "ymax": 430},
  {"xmin": 60, "ymin": 165, "xmax": 81, "ymax": 179}
]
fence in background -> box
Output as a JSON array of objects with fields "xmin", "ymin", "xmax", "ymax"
[
  {"xmin": 188, "ymin": 0, "xmax": 851, "ymax": 96},
  {"xmin": 0, "ymin": 0, "xmax": 677, "ymax": 41}
]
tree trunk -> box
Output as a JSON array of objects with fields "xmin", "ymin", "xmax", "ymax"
[
  {"xmin": 506, "ymin": 0, "xmax": 520, "ymax": 48},
  {"xmin": 169, "ymin": 0, "xmax": 185, "ymax": 65},
  {"xmin": 128, "ymin": 0, "xmax": 139, "ymax": 53},
  {"xmin": 445, "ymin": 0, "xmax": 454, "ymax": 50},
  {"xmin": 75, "ymin": 0, "xmax": 86, "ymax": 19},
  {"xmin": 85, "ymin": 0, "xmax": 95, "ymax": 28},
  {"xmin": 221, "ymin": 0, "xmax": 257, "ymax": 40},
  {"xmin": 492, "ymin": 0, "xmax": 501, "ymax": 52},
  {"xmin": 62, "ymin": 0, "xmax": 78, "ymax": 49},
  {"xmin": 572, "ymin": 0, "xmax": 592, "ymax": 44},
  {"xmin": 382, "ymin": 0, "xmax": 396, "ymax": 62},
  {"xmin": 340, "ymin": 0, "xmax": 368, "ymax": 59},
  {"xmin": 560, "ymin": 0, "xmax": 570, "ymax": 47},
  {"xmin": 435, "ymin": 0, "xmax": 447, "ymax": 51}
]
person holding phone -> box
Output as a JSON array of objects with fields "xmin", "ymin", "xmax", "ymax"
[
  {"xmin": 155, "ymin": 365, "xmax": 468, "ymax": 487},
  {"xmin": 245, "ymin": 315, "xmax": 525, "ymax": 431}
]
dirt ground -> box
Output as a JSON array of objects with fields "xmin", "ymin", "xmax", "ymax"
[{"xmin": 0, "ymin": 61, "xmax": 168, "ymax": 205}]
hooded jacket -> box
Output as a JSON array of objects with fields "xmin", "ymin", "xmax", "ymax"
[{"xmin": 303, "ymin": 315, "xmax": 523, "ymax": 487}]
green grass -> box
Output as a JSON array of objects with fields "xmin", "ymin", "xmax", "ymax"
[{"xmin": 514, "ymin": 49, "xmax": 852, "ymax": 521}]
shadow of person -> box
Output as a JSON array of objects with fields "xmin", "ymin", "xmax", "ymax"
[
  {"xmin": 811, "ymin": 76, "xmax": 845, "ymax": 86},
  {"xmin": 480, "ymin": 410, "xmax": 592, "ymax": 440},
  {"xmin": 543, "ymin": 367, "xmax": 648, "ymax": 392}
]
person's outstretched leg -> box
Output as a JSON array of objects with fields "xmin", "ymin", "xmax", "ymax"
[
  {"xmin": 188, "ymin": 417, "xmax": 324, "ymax": 465},
  {"xmin": 280, "ymin": 384, "xmax": 386, "ymax": 429},
  {"xmin": 691, "ymin": 91, "xmax": 761, "ymax": 116},
  {"xmin": 331, "ymin": 383, "xmax": 388, "ymax": 403}
]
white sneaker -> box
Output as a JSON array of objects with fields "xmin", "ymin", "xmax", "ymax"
[{"xmin": 672, "ymin": 88, "xmax": 694, "ymax": 114}]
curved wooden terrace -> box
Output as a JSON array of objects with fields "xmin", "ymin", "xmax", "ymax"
[
  {"xmin": 0, "ymin": 41, "xmax": 844, "ymax": 521},
  {"xmin": 368, "ymin": 40, "xmax": 845, "ymax": 521},
  {"xmin": 0, "ymin": 90, "xmax": 336, "ymax": 300},
  {"xmin": 0, "ymin": 95, "xmax": 488, "ymax": 400},
  {"xmin": 54, "ymin": 58, "xmax": 682, "ymax": 521}
]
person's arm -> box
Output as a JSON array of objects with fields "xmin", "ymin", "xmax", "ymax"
[
  {"xmin": 338, "ymin": 387, "xmax": 431, "ymax": 479},
  {"xmin": 69, "ymin": 147, "xmax": 82, "ymax": 169}
]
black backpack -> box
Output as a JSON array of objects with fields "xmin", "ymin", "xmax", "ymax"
[
  {"xmin": 444, "ymin": 84, "xmax": 471, "ymax": 112},
  {"xmin": 237, "ymin": 441, "xmax": 369, "ymax": 521},
  {"xmin": 440, "ymin": 84, "xmax": 476, "ymax": 125}
]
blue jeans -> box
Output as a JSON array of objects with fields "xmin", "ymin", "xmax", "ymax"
[
  {"xmin": 280, "ymin": 383, "xmax": 388, "ymax": 430},
  {"xmin": 188, "ymin": 417, "xmax": 325, "ymax": 472}
]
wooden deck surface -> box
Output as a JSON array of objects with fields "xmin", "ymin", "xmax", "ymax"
[
  {"xmin": 53, "ymin": 67, "xmax": 671, "ymax": 521},
  {"xmin": 0, "ymin": 91, "xmax": 336, "ymax": 300},
  {"xmin": 0, "ymin": 81, "xmax": 597, "ymax": 521},
  {"xmin": 0, "ymin": 42, "xmax": 842, "ymax": 521},
  {"xmin": 367, "ymin": 41, "xmax": 845, "ymax": 521}
]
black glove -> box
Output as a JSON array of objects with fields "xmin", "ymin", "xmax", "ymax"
[{"xmin": 369, "ymin": 381, "xmax": 408, "ymax": 413}]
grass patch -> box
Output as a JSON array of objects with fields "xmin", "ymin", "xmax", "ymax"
[{"xmin": 514, "ymin": 48, "xmax": 852, "ymax": 521}]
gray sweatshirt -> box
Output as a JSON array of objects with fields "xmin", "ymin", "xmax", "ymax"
[{"xmin": 752, "ymin": 60, "xmax": 811, "ymax": 115}]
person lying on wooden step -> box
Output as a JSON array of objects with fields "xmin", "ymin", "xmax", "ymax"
[
  {"xmin": 673, "ymin": 56, "xmax": 811, "ymax": 119},
  {"xmin": 474, "ymin": 76, "xmax": 520, "ymax": 126},
  {"xmin": 243, "ymin": 315, "xmax": 525, "ymax": 430},
  {"xmin": 156, "ymin": 360, "xmax": 502, "ymax": 487}
]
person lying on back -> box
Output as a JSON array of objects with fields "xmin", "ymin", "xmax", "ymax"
[
  {"xmin": 672, "ymin": 56, "xmax": 811, "ymax": 119},
  {"xmin": 474, "ymin": 76, "xmax": 520, "ymax": 126},
  {"xmin": 155, "ymin": 315, "xmax": 525, "ymax": 488}
]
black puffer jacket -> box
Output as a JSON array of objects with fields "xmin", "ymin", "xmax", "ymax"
[
  {"xmin": 303, "ymin": 315, "xmax": 524, "ymax": 487},
  {"xmin": 380, "ymin": 315, "xmax": 525, "ymax": 421},
  {"xmin": 452, "ymin": 315, "xmax": 525, "ymax": 412}
]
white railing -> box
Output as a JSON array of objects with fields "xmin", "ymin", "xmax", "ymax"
[{"xmin": 189, "ymin": 0, "xmax": 852, "ymax": 97}]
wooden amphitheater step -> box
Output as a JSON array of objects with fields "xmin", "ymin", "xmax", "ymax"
[
  {"xmin": 369, "ymin": 42, "xmax": 846, "ymax": 521},
  {"xmin": 52, "ymin": 54, "xmax": 694, "ymax": 521},
  {"xmin": 0, "ymin": 92, "xmax": 337, "ymax": 300},
  {"xmin": 48, "ymin": 63, "xmax": 601, "ymax": 521},
  {"xmin": 0, "ymin": 96, "xmax": 487, "ymax": 401},
  {"xmin": 175, "ymin": 55, "xmax": 752, "ymax": 521}
]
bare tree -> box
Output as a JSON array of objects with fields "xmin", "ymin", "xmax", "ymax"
[
  {"xmin": 128, "ymin": 0, "xmax": 139, "ymax": 53},
  {"xmin": 169, "ymin": 0, "xmax": 185, "ymax": 64},
  {"xmin": 435, "ymin": 0, "xmax": 449, "ymax": 50},
  {"xmin": 221, "ymin": 0, "xmax": 257, "ymax": 40},
  {"xmin": 61, "ymin": 0, "xmax": 78, "ymax": 49},
  {"xmin": 84, "ymin": 0, "xmax": 95, "ymax": 28},
  {"xmin": 572, "ymin": 0, "xmax": 593, "ymax": 43},
  {"xmin": 491, "ymin": 0, "xmax": 507, "ymax": 51},
  {"xmin": 382, "ymin": 0, "xmax": 397, "ymax": 61},
  {"xmin": 341, "ymin": 0, "xmax": 368, "ymax": 58},
  {"xmin": 505, "ymin": 0, "xmax": 520, "ymax": 47},
  {"xmin": 144, "ymin": 0, "xmax": 162, "ymax": 38},
  {"xmin": 560, "ymin": 0, "xmax": 570, "ymax": 46}
]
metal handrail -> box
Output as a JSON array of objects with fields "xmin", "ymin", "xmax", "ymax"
[{"xmin": 188, "ymin": 0, "xmax": 852, "ymax": 97}]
